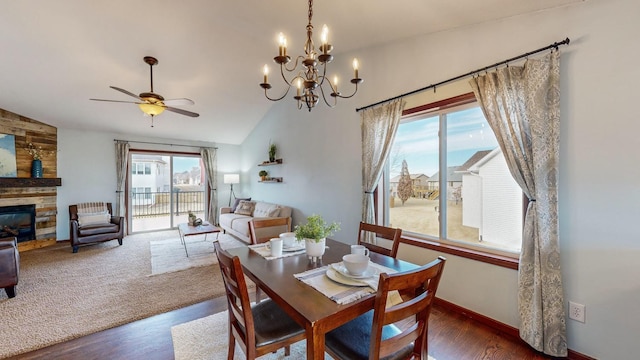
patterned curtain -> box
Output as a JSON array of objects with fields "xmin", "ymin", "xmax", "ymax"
[
  {"xmin": 469, "ymin": 51, "xmax": 566, "ymax": 356},
  {"xmin": 361, "ymin": 99, "xmax": 405, "ymax": 225},
  {"xmin": 200, "ymin": 147, "xmax": 218, "ymax": 225},
  {"xmin": 114, "ymin": 140, "xmax": 129, "ymax": 233}
]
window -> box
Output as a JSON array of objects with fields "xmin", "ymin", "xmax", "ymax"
[
  {"xmin": 384, "ymin": 95, "xmax": 523, "ymax": 255},
  {"xmin": 131, "ymin": 162, "xmax": 151, "ymax": 175}
]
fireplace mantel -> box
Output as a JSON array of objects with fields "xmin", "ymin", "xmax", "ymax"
[{"xmin": 0, "ymin": 178, "xmax": 62, "ymax": 188}]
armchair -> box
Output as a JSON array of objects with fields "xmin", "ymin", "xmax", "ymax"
[
  {"xmin": 69, "ymin": 202, "xmax": 124, "ymax": 253},
  {"xmin": 0, "ymin": 236, "xmax": 19, "ymax": 298}
]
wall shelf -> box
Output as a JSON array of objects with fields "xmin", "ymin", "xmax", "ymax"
[
  {"xmin": 0, "ymin": 178, "xmax": 62, "ymax": 188},
  {"xmin": 258, "ymin": 177, "xmax": 283, "ymax": 183},
  {"xmin": 258, "ymin": 159, "xmax": 283, "ymax": 166}
]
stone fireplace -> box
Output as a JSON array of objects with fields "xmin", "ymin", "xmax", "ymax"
[{"xmin": 0, "ymin": 204, "xmax": 36, "ymax": 242}]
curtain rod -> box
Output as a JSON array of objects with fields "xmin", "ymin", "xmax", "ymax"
[
  {"xmin": 113, "ymin": 139, "xmax": 218, "ymax": 149},
  {"xmin": 356, "ymin": 37, "xmax": 570, "ymax": 112}
]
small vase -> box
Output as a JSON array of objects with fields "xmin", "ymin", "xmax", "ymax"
[
  {"xmin": 31, "ymin": 159, "xmax": 43, "ymax": 178},
  {"xmin": 305, "ymin": 238, "xmax": 326, "ymax": 262}
]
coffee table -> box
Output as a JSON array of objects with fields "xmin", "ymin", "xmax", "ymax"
[{"xmin": 177, "ymin": 222, "xmax": 221, "ymax": 257}]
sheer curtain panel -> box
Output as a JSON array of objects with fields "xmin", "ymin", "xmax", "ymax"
[
  {"xmin": 114, "ymin": 141, "xmax": 129, "ymax": 233},
  {"xmin": 360, "ymin": 99, "xmax": 405, "ymax": 225},
  {"xmin": 200, "ymin": 147, "xmax": 218, "ymax": 225},
  {"xmin": 469, "ymin": 51, "xmax": 566, "ymax": 356}
]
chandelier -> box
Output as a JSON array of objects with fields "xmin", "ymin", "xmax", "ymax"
[{"xmin": 259, "ymin": 0, "xmax": 362, "ymax": 112}]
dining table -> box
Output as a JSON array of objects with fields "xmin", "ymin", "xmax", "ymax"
[{"xmin": 225, "ymin": 238, "xmax": 418, "ymax": 360}]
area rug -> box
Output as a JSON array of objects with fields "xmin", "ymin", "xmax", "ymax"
[
  {"xmin": 0, "ymin": 230, "xmax": 231, "ymax": 359},
  {"xmin": 171, "ymin": 310, "xmax": 436, "ymax": 360},
  {"xmin": 150, "ymin": 233, "xmax": 246, "ymax": 275}
]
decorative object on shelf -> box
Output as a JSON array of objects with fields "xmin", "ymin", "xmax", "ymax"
[
  {"xmin": 294, "ymin": 214, "xmax": 340, "ymax": 262},
  {"xmin": 31, "ymin": 159, "xmax": 43, "ymax": 178},
  {"xmin": 260, "ymin": 177, "xmax": 283, "ymax": 183},
  {"xmin": 223, "ymin": 173, "xmax": 240, "ymax": 207},
  {"xmin": 268, "ymin": 142, "xmax": 277, "ymax": 163},
  {"xmin": 259, "ymin": 170, "xmax": 268, "ymax": 181},
  {"xmin": 259, "ymin": 0, "xmax": 363, "ymax": 112},
  {"xmin": 0, "ymin": 133, "xmax": 17, "ymax": 177},
  {"xmin": 25, "ymin": 142, "xmax": 53, "ymax": 178}
]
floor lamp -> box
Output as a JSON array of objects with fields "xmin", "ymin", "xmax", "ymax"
[{"xmin": 223, "ymin": 174, "xmax": 240, "ymax": 207}]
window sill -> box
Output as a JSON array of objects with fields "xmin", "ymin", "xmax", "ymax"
[{"xmin": 400, "ymin": 235, "xmax": 519, "ymax": 270}]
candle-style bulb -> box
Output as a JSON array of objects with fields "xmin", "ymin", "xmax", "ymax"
[
  {"xmin": 278, "ymin": 33, "xmax": 287, "ymax": 56},
  {"xmin": 263, "ymin": 65, "xmax": 269, "ymax": 83},
  {"xmin": 296, "ymin": 78, "xmax": 302, "ymax": 96},
  {"xmin": 333, "ymin": 75, "xmax": 338, "ymax": 92},
  {"xmin": 353, "ymin": 58, "xmax": 359, "ymax": 79},
  {"xmin": 321, "ymin": 25, "xmax": 328, "ymax": 44}
]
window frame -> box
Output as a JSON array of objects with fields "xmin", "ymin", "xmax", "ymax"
[{"xmin": 377, "ymin": 92, "xmax": 522, "ymax": 269}]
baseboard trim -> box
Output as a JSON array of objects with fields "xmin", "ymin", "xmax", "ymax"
[{"xmin": 433, "ymin": 298, "xmax": 595, "ymax": 360}]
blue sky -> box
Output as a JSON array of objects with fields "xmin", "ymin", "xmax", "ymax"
[
  {"xmin": 389, "ymin": 106, "xmax": 498, "ymax": 178},
  {"xmin": 173, "ymin": 156, "xmax": 201, "ymax": 173}
]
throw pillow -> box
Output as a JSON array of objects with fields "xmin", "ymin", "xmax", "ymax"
[
  {"xmin": 234, "ymin": 200, "xmax": 256, "ymax": 216},
  {"xmin": 231, "ymin": 197, "xmax": 251, "ymax": 212},
  {"xmin": 78, "ymin": 212, "xmax": 111, "ymax": 226}
]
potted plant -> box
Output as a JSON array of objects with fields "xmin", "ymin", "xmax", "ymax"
[
  {"xmin": 259, "ymin": 170, "xmax": 268, "ymax": 181},
  {"xmin": 294, "ymin": 214, "xmax": 340, "ymax": 260},
  {"xmin": 268, "ymin": 142, "xmax": 277, "ymax": 163},
  {"xmin": 188, "ymin": 210, "xmax": 196, "ymax": 226}
]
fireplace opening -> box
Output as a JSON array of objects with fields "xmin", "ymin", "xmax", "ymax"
[{"xmin": 0, "ymin": 204, "xmax": 36, "ymax": 243}]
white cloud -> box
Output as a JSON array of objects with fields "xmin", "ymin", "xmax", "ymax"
[{"xmin": 0, "ymin": 148, "xmax": 17, "ymax": 176}]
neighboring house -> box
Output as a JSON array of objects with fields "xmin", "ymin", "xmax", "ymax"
[
  {"xmin": 426, "ymin": 166, "xmax": 463, "ymax": 199},
  {"xmin": 459, "ymin": 148, "xmax": 522, "ymax": 250},
  {"xmin": 131, "ymin": 155, "xmax": 170, "ymax": 205},
  {"xmin": 389, "ymin": 173, "xmax": 429, "ymax": 198}
]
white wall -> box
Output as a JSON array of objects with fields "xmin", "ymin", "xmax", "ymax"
[
  {"xmin": 239, "ymin": 1, "xmax": 640, "ymax": 358},
  {"xmin": 53, "ymin": 1, "xmax": 640, "ymax": 357},
  {"xmin": 57, "ymin": 128, "xmax": 241, "ymax": 239}
]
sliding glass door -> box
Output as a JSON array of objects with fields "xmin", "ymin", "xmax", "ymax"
[{"xmin": 129, "ymin": 152, "xmax": 206, "ymax": 233}]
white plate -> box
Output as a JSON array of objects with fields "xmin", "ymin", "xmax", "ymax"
[
  {"xmin": 331, "ymin": 263, "xmax": 379, "ymax": 279},
  {"xmin": 282, "ymin": 244, "xmax": 305, "ymax": 252},
  {"xmin": 325, "ymin": 268, "xmax": 369, "ymax": 287}
]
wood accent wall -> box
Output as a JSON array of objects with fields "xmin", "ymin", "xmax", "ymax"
[{"xmin": 0, "ymin": 108, "xmax": 59, "ymax": 251}]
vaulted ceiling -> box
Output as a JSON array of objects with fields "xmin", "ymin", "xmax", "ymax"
[{"xmin": 0, "ymin": 1, "xmax": 580, "ymax": 144}]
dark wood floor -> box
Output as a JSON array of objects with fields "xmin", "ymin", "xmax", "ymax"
[{"xmin": 8, "ymin": 294, "xmax": 554, "ymax": 360}]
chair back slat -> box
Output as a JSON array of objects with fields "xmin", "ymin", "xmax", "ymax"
[
  {"xmin": 371, "ymin": 256, "xmax": 446, "ymax": 359},
  {"xmin": 358, "ymin": 222, "xmax": 402, "ymax": 258},
  {"xmin": 214, "ymin": 242, "xmax": 256, "ymax": 350}
]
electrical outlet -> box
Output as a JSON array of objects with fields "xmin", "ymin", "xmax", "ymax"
[{"xmin": 568, "ymin": 301, "xmax": 585, "ymax": 323}]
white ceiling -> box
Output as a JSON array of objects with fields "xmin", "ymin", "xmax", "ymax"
[{"xmin": 0, "ymin": 1, "xmax": 580, "ymax": 145}]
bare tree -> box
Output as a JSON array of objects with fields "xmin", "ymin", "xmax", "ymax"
[
  {"xmin": 397, "ymin": 160, "xmax": 413, "ymax": 205},
  {"xmin": 388, "ymin": 145, "xmax": 406, "ymax": 175}
]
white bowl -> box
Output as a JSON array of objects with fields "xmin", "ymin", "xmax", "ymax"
[{"xmin": 342, "ymin": 254, "xmax": 370, "ymax": 276}]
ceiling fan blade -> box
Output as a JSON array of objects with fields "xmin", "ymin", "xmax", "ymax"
[
  {"xmin": 164, "ymin": 106, "xmax": 200, "ymax": 117},
  {"xmin": 90, "ymin": 98, "xmax": 139, "ymax": 104},
  {"xmin": 110, "ymin": 86, "xmax": 142, "ymax": 100},
  {"xmin": 163, "ymin": 98, "xmax": 195, "ymax": 106}
]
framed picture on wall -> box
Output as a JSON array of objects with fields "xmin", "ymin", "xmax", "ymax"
[{"xmin": 0, "ymin": 133, "xmax": 18, "ymax": 177}]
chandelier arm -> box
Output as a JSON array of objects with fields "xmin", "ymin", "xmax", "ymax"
[
  {"xmin": 281, "ymin": 56, "xmax": 305, "ymax": 74},
  {"xmin": 333, "ymin": 82, "xmax": 360, "ymax": 99},
  {"xmin": 318, "ymin": 82, "xmax": 336, "ymax": 108},
  {"xmin": 263, "ymin": 86, "xmax": 291, "ymax": 102}
]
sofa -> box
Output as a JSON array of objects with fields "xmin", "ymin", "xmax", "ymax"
[
  {"xmin": 219, "ymin": 200, "xmax": 292, "ymax": 244},
  {"xmin": 69, "ymin": 202, "xmax": 124, "ymax": 253},
  {"xmin": 0, "ymin": 236, "xmax": 19, "ymax": 298}
]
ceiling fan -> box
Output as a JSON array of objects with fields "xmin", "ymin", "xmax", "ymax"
[{"xmin": 90, "ymin": 56, "xmax": 199, "ymax": 126}]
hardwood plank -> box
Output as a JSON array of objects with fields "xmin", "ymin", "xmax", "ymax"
[{"xmin": 7, "ymin": 295, "xmax": 584, "ymax": 360}]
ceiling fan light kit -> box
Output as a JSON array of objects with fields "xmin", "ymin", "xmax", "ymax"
[
  {"xmin": 259, "ymin": 0, "xmax": 362, "ymax": 112},
  {"xmin": 90, "ymin": 56, "xmax": 199, "ymax": 127}
]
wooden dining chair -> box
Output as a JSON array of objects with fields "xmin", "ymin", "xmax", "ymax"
[
  {"xmin": 248, "ymin": 217, "xmax": 291, "ymax": 245},
  {"xmin": 358, "ymin": 222, "xmax": 402, "ymax": 258},
  {"xmin": 324, "ymin": 256, "xmax": 446, "ymax": 360},
  {"xmin": 248, "ymin": 217, "xmax": 291, "ymax": 302},
  {"xmin": 213, "ymin": 241, "xmax": 306, "ymax": 359}
]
